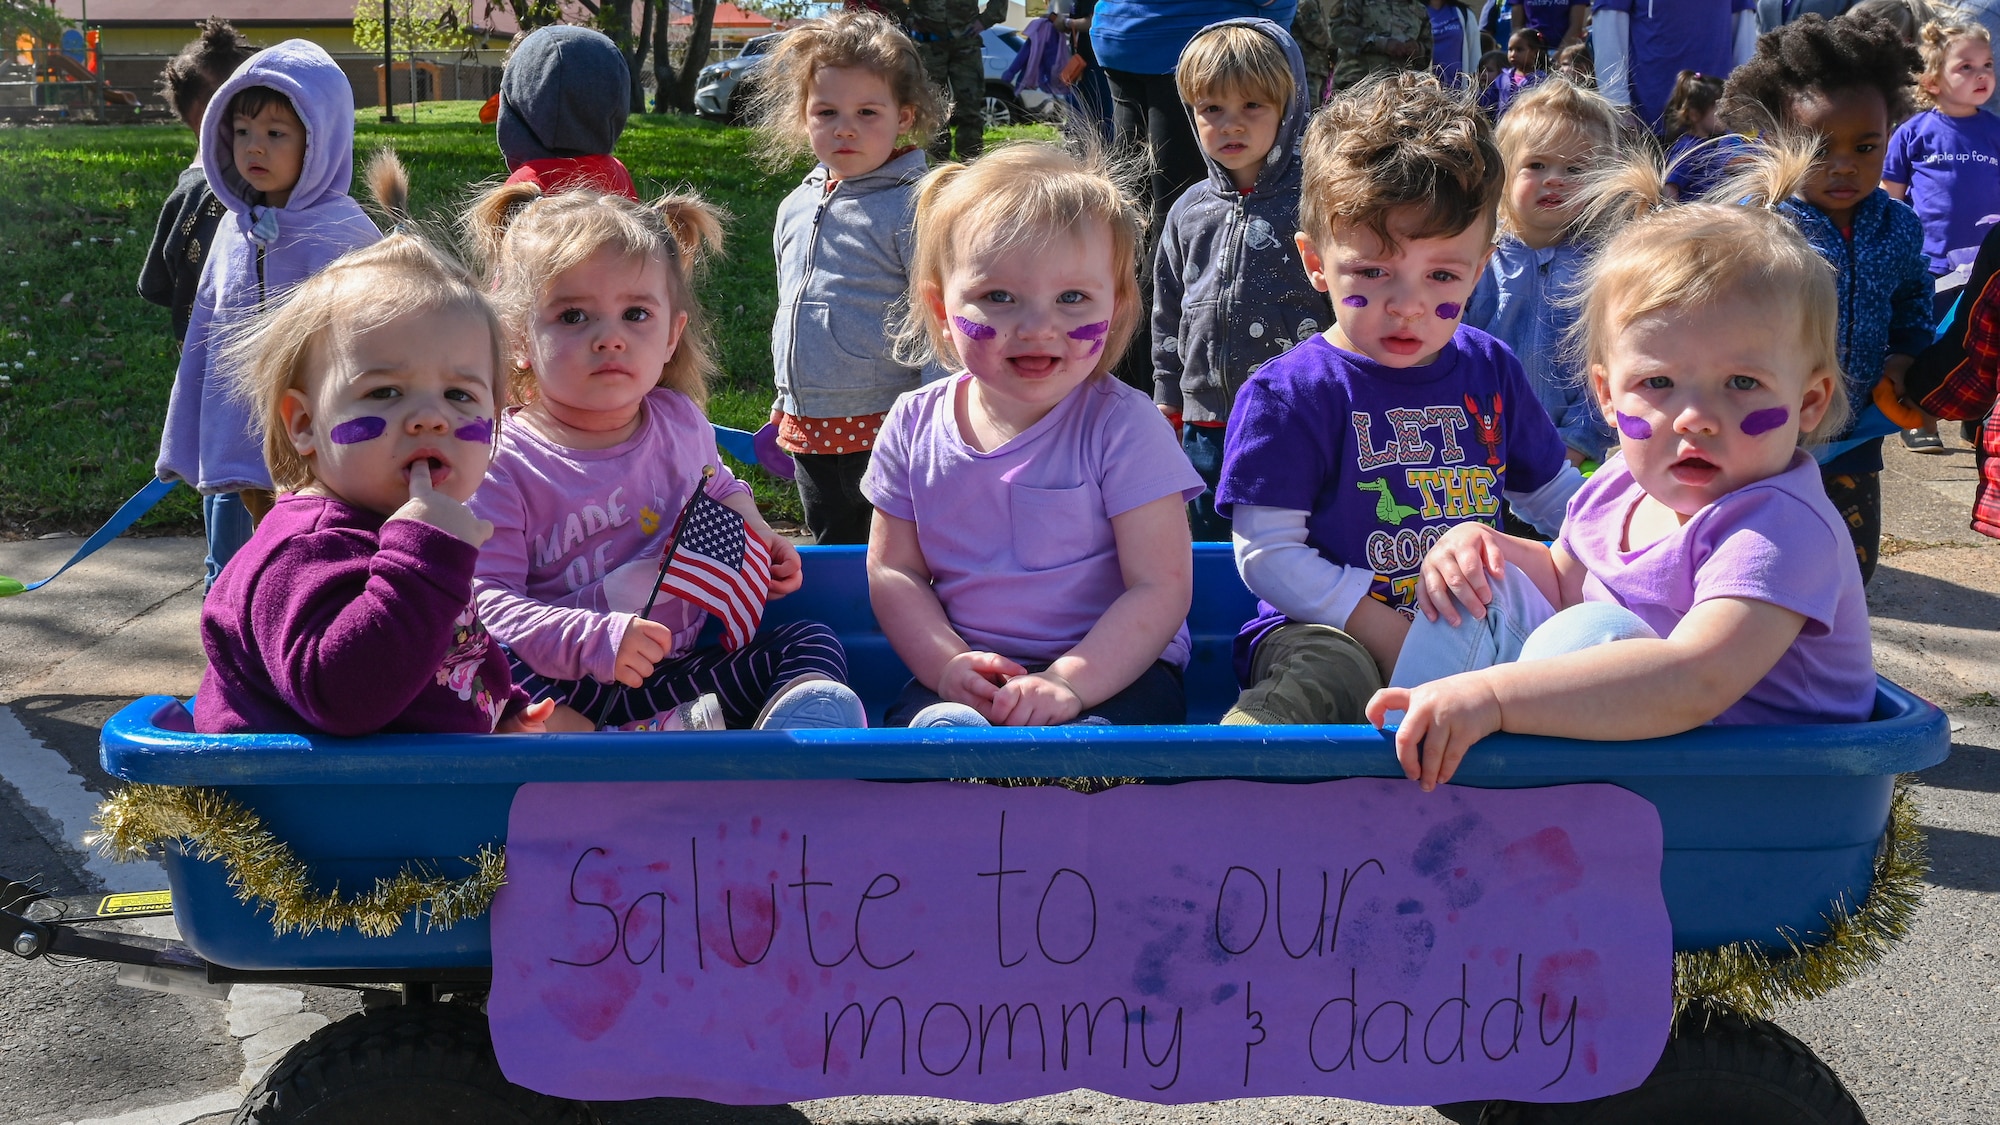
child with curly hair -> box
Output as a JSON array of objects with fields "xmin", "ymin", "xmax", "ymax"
[
  {"xmin": 1721, "ymin": 12, "xmax": 1932, "ymax": 582},
  {"xmin": 749, "ymin": 9, "xmax": 945, "ymax": 544}
]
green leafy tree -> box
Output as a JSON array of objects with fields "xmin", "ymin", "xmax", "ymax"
[
  {"xmin": 352, "ymin": 0, "xmax": 480, "ymax": 54},
  {"xmin": 1, "ymin": 0, "xmax": 65, "ymax": 49}
]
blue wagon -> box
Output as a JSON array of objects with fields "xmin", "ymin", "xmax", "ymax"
[{"xmin": 3, "ymin": 546, "xmax": 1949, "ymax": 1125}]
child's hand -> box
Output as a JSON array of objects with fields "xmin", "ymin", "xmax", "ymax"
[
  {"xmin": 1416, "ymin": 523, "xmax": 1508, "ymax": 625},
  {"xmin": 765, "ymin": 532, "xmax": 803, "ymax": 598},
  {"xmin": 1366, "ymin": 676, "xmax": 1503, "ymax": 792},
  {"xmin": 614, "ymin": 615, "xmax": 677, "ymax": 687},
  {"xmin": 989, "ymin": 670, "xmax": 1084, "ymax": 727},
  {"xmin": 389, "ymin": 461, "xmax": 492, "ymax": 547},
  {"xmin": 496, "ymin": 698, "xmax": 557, "ymax": 733},
  {"xmin": 1882, "ymin": 353, "xmax": 1914, "ymax": 397},
  {"xmin": 938, "ymin": 650, "xmax": 1026, "ymax": 714}
]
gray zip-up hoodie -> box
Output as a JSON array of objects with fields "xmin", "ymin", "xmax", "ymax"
[
  {"xmin": 1152, "ymin": 17, "xmax": 1331, "ymax": 425},
  {"xmin": 771, "ymin": 146, "xmax": 929, "ymax": 419}
]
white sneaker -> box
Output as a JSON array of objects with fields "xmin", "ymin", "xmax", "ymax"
[
  {"xmin": 612, "ymin": 693, "xmax": 725, "ymax": 732},
  {"xmin": 907, "ymin": 701, "xmax": 991, "ymax": 727},
  {"xmin": 754, "ymin": 676, "xmax": 867, "ymax": 730}
]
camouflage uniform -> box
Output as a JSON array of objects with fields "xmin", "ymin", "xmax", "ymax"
[
  {"xmin": 1291, "ymin": 0, "xmax": 1335, "ymax": 105},
  {"xmin": 878, "ymin": 0, "xmax": 1010, "ymax": 161},
  {"xmin": 1327, "ymin": 0, "xmax": 1432, "ymax": 91}
]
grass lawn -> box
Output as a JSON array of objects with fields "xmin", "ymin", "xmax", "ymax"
[{"xmin": 0, "ymin": 107, "xmax": 1054, "ymax": 536}]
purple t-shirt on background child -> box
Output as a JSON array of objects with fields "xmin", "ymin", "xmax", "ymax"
[
  {"xmin": 1479, "ymin": 68, "xmax": 1545, "ymax": 117},
  {"xmin": 1883, "ymin": 107, "xmax": 2000, "ymax": 275},
  {"xmin": 1218, "ymin": 328, "xmax": 1570, "ymax": 678},
  {"xmin": 1556, "ymin": 450, "xmax": 1875, "ymax": 726},
  {"xmin": 861, "ymin": 373, "xmax": 1204, "ymax": 667},
  {"xmin": 195, "ymin": 494, "xmax": 529, "ymax": 736},
  {"xmin": 1516, "ymin": 0, "xmax": 1579, "ymax": 46},
  {"xmin": 1664, "ymin": 132, "xmax": 1751, "ymax": 202},
  {"xmin": 470, "ymin": 387, "xmax": 753, "ymax": 686}
]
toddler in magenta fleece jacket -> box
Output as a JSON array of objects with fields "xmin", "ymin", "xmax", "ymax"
[{"xmin": 194, "ymin": 160, "xmax": 553, "ymax": 737}]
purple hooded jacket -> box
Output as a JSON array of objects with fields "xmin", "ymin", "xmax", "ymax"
[{"xmin": 156, "ymin": 39, "xmax": 381, "ymax": 494}]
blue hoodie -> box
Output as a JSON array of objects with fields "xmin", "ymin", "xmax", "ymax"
[
  {"xmin": 1152, "ymin": 17, "xmax": 1331, "ymax": 425},
  {"xmin": 157, "ymin": 40, "xmax": 381, "ymax": 494}
]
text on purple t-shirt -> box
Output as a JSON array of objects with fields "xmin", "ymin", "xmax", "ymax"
[{"xmin": 1883, "ymin": 108, "xmax": 2000, "ymax": 275}]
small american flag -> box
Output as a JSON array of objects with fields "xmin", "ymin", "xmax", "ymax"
[{"xmin": 657, "ymin": 486, "xmax": 771, "ymax": 651}]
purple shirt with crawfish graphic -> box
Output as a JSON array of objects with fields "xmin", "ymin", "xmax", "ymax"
[{"xmin": 1217, "ymin": 327, "xmax": 1568, "ymax": 677}]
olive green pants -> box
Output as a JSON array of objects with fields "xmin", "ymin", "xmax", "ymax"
[{"xmin": 1222, "ymin": 622, "xmax": 1383, "ymax": 725}]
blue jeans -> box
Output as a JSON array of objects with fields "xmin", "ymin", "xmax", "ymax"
[
  {"xmin": 202, "ymin": 491, "xmax": 256, "ymax": 591},
  {"xmin": 1387, "ymin": 563, "xmax": 1658, "ymax": 706},
  {"xmin": 1182, "ymin": 424, "xmax": 1231, "ymax": 543}
]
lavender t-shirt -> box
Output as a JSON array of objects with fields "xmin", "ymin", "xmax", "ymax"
[
  {"xmin": 470, "ymin": 388, "xmax": 752, "ymax": 684},
  {"xmin": 1883, "ymin": 108, "xmax": 2000, "ymax": 275},
  {"xmin": 1556, "ymin": 451, "xmax": 1874, "ymax": 726},
  {"xmin": 861, "ymin": 373, "xmax": 1204, "ymax": 666}
]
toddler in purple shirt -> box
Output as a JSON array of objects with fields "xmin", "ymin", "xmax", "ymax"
[
  {"xmin": 862, "ymin": 145, "xmax": 1202, "ymax": 727},
  {"xmin": 196, "ymin": 161, "xmax": 546, "ymax": 737},
  {"xmin": 1369, "ymin": 142, "xmax": 1876, "ymax": 790},
  {"xmin": 463, "ymin": 183, "xmax": 863, "ymax": 733}
]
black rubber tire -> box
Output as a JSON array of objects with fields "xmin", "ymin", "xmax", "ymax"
[
  {"xmin": 231, "ymin": 1002, "xmax": 594, "ymax": 1125},
  {"xmin": 1482, "ymin": 1007, "xmax": 1865, "ymax": 1125}
]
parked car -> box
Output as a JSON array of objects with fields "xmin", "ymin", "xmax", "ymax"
[{"xmin": 694, "ymin": 26, "xmax": 1051, "ymax": 126}]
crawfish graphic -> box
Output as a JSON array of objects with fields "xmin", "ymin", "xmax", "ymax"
[{"xmin": 1464, "ymin": 393, "xmax": 1503, "ymax": 466}]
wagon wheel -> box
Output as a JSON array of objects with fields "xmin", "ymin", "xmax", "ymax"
[
  {"xmin": 232, "ymin": 1001, "xmax": 593, "ymax": 1125},
  {"xmin": 1480, "ymin": 1005, "xmax": 1864, "ymax": 1125}
]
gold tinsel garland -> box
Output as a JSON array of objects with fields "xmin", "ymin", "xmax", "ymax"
[
  {"xmin": 92, "ymin": 776, "xmax": 1925, "ymax": 993},
  {"xmin": 91, "ymin": 783, "xmax": 505, "ymax": 938},
  {"xmin": 1672, "ymin": 776, "xmax": 1927, "ymax": 1021}
]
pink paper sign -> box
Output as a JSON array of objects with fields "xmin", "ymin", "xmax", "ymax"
[{"xmin": 490, "ymin": 779, "xmax": 1670, "ymax": 1106}]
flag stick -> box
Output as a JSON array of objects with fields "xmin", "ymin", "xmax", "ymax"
[{"xmin": 591, "ymin": 465, "xmax": 714, "ymax": 729}]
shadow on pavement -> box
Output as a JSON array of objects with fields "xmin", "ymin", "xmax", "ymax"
[
  {"xmin": 1867, "ymin": 560, "xmax": 2000, "ymax": 629},
  {"xmin": 8, "ymin": 694, "xmax": 136, "ymax": 792},
  {"xmin": 1918, "ymin": 738, "xmax": 2000, "ymax": 794},
  {"xmin": 1921, "ymin": 825, "xmax": 2000, "ymax": 894}
]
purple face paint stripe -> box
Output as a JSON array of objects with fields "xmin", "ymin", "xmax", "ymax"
[
  {"xmin": 1615, "ymin": 412, "xmax": 1653, "ymax": 441},
  {"xmin": 1435, "ymin": 302, "xmax": 1463, "ymax": 320},
  {"xmin": 328, "ymin": 416, "xmax": 386, "ymax": 445},
  {"xmin": 1341, "ymin": 295, "xmax": 1368, "ymax": 308},
  {"xmin": 951, "ymin": 315, "xmax": 996, "ymax": 340},
  {"xmin": 1067, "ymin": 320, "xmax": 1110, "ymax": 341},
  {"xmin": 1740, "ymin": 406, "xmax": 1790, "ymax": 436},
  {"xmin": 454, "ymin": 417, "xmax": 494, "ymax": 444}
]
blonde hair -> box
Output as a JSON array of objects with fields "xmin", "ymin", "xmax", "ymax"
[
  {"xmin": 1915, "ymin": 18, "xmax": 1992, "ymax": 109},
  {"xmin": 464, "ymin": 183, "xmax": 726, "ymax": 408},
  {"xmin": 1176, "ymin": 22, "xmax": 1295, "ymax": 108},
  {"xmin": 748, "ymin": 9, "xmax": 944, "ymax": 168},
  {"xmin": 1493, "ymin": 77, "xmax": 1626, "ymax": 236},
  {"xmin": 223, "ymin": 150, "xmax": 505, "ymax": 493},
  {"xmin": 1299, "ymin": 71, "xmax": 1504, "ymax": 254},
  {"xmin": 1567, "ymin": 136, "xmax": 1850, "ymax": 445},
  {"xmin": 897, "ymin": 142, "xmax": 1144, "ymax": 378}
]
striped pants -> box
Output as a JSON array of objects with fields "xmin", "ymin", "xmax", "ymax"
[{"xmin": 507, "ymin": 619, "xmax": 848, "ymax": 729}]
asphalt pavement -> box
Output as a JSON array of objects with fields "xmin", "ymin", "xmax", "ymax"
[{"xmin": 0, "ymin": 434, "xmax": 1993, "ymax": 1125}]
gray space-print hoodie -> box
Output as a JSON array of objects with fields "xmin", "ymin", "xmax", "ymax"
[{"xmin": 1152, "ymin": 17, "xmax": 1331, "ymax": 425}]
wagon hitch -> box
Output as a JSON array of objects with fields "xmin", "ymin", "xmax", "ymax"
[{"xmin": 0, "ymin": 876, "xmax": 200, "ymax": 969}]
